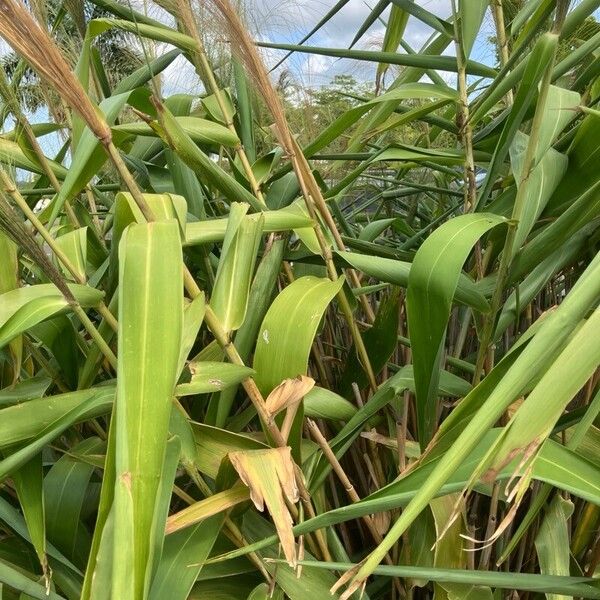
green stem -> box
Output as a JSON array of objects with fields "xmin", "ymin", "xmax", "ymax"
[
  {"xmin": 473, "ymin": 42, "xmax": 559, "ymax": 384},
  {"xmin": 0, "ymin": 169, "xmax": 118, "ymax": 333},
  {"xmin": 72, "ymin": 305, "xmax": 118, "ymax": 370}
]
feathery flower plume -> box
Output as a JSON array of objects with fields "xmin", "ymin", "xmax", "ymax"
[
  {"xmin": 0, "ymin": 0, "xmax": 111, "ymax": 143},
  {"xmin": 0, "ymin": 192, "xmax": 75, "ymax": 302}
]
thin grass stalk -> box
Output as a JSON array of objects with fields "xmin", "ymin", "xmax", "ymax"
[
  {"xmin": 0, "ymin": 169, "xmax": 118, "ymax": 333},
  {"xmin": 306, "ymin": 419, "xmax": 405, "ymax": 596},
  {"xmin": 0, "ymin": 65, "xmax": 81, "ymax": 227},
  {"xmin": 0, "ymin": 191, "xmax": 117, "ymax": 370},
  {"xmin": 451, "ymin": 1, "xmax": 477, "ymax": 213},
  {"xmin": 174, "ymin": 0, "xmax": 267, "ymax": 207},
  {"xmin": 473, "ymin": 25, "xmax": 563, "ymax": 383},
  {"xmin": 490, "ymin": 0, "xmax": 513, "ymax": 105}
]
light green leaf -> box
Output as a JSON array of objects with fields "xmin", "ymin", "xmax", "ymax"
[
  {"xmin": 253, "ymin": 275, "xmax": 344, "ymax": 395},
  {"xmin": 0, "ymin": 284, "xmax": 104, "ymax": 350},
  {"xmin": 458, "ymin": 0, "xmax": 487, "ymax": 58},
  {"xmin": 112, "ymin": 116, "xmax": 239, "ymax": 148},
  {"xmin": 55, "ymin": 227, "xmax": 87, "ymax": 281},
  {"xmin": 407, "ymin": 214, "xmax": 505, "ymax": 443},
  {"xmin": 535, "ymin": 496, "xmax": 575, "ymax": 600},
  {"xmin": 112, "ymin": 221, "xmax": 183, "ymax": 598},
  {"xmin": 210, "ymin": 203, "xmax": 264, "ymax": 332},
  {"xmin": 176, "ymin": 362, "xmax": 255, "ymax": 396}
]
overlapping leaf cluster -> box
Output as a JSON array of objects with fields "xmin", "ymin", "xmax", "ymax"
[{"xmin": 0, "ymin": 0, "xmax": 599, "ymax": 599}]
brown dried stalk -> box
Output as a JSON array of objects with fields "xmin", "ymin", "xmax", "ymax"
[
  {"xmin": 0, "ymin": 0, "xmax": 111, "ymax": 143},
  {"xmin": 207, "ymin": 0, "xmax": 378, "ymax": 389}
]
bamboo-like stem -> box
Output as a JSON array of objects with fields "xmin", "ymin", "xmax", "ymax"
[
  {"xmin": 306, "ymin": 419, "xmax": 405, "ymax": 596},
  {"xmin": 473, "ymin": 39, "xmax": 559, "ymax": 384},
  {"xmin": 478, "ymin": 484, "xmax": 500, "ymax": 569},
  {"xmin": 102, "ymin": 140, "xmax": 156, "ymax": 222},
  {"xmin": 71, "ymin": 305, "xmax": 118, "ymax": 370},
  {"xmin": 85, "ymin": 187, "xmax": 107, "ymax": 249},
  {"xmin": 451, "ymin": 1, "xmax": 477, "ymax": 213},
  {"xmin": 0, "ymin": 169, "xmax": 118, "ymax": 333},
  {"xmin": 0, "ymin": 65, "xmax": 80, "ymax": 227},
  {"xmin": 175, "ymin": 0, "xmax": 267, "ymax": 207},
  {"xmin": 287, "ymin": 141, "xmax": 378, "ymax": 391},
  {"xmin": 491, "ymin": 0, "xmax": 514, "ymax": 105}
]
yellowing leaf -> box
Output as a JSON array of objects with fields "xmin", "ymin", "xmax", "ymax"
[
  {"xmin": 265, "ymin": 375, "xmax": 315, "ymax": 417},
  {"xmin": 229, "ymin": 447, "xmax": 299, "ymax": 566}
]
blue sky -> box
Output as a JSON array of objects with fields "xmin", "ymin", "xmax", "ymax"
[
  {"xmin": 1, "ymin": 0, "xmax": 598, "ymax": 151},
  {"xmin": 150, "ymin": 0, "xmax": 499, "ymax": 94}
]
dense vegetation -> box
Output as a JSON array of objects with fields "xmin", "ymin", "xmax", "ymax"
[{"xmin": 0, "ymin": 0, "xmax": 599, "ymax": 598}]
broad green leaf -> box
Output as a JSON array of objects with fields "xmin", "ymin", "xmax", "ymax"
[
  {"xmin": 337, "ymin": 251, "xmax": 489, "ymax": 311},
  {"xmin": 208, "ymin": 238, "xmax": 286, "ymax": 427},
  {"xmin": 149, "ymin": 515, "xmax": 224, "ymax": 600},
  {"xmin": 112, "ymin": 116, "xmax": 238, "ymax": 148},
  {"xmin": 0, "ymin": 376, "xmax": 51, "ymax": 407},
  {"xmin": 535, "ymin": 86, "xmax": 580, "ymax": 159},
  {"xmin": 44, "ymin": 438, "xmax": 103, "ymax": 568},
  {"xmin": 458, "ymin": 0, "xmax": 487, "ymax": 58},
  {"xmin": 176, "ymin": 362, "xmax": 254, "ymax": 396},
  {"xmin": 112, "ymin": 221, "xmax": 183, "ymax": 598},
  {"xmin": 0, "ymin": 230, "xmax": 21, "ymax": 377},
  {"xmin": 546, "ymin": 113, "xmax": 600, "ymax": 216},
  {"xmin": 535, "ymin": 496, "xmax": 575, "ymax": 600},
  {"xmin": 481, "ymin": 307, "xmax": 600, "ymax": 479},
  {"xmin": 0, "ymin": 284, "xmax": 104, "ymax": 350},
  {"xmin": 476, "ymin": 33, "xmax": 559, "ymax": 209},
  {"xmin": 55, "ymin": 227, "xmax": 87, "ymax": 281},
  {"xmin": 210, "ymin": 203, "xmax": 264, "ymax": 332},
  {"xmin": 11, "ymin": 454, "xmax": 47, "ymax": 575},
  {"xmin": 0, "ymin": 138, "xmax": 66, "ymax": 178},
  {"xmin": 290, "ymin": 561, "xmax": 600, "ymax": 598},
  {"xmin": 390, "ymin": 0, "xmax": 452, "ymax": 35},
  {"xmin": 257, "ymin": 43, "xmax": 495, "ymax": 77},
  {"xmin": 185, "ymin": 201, "xmax": 312, "ymax": 246},
  {"xmin": 253, "ymin": 275, "xmax": 344, "ymax": 395},
  {"xmin": 407, "ymin": 214, "xmax": 505, "ymax": 443},
  {"xmin": 87, "ymin": 18, "xmax": 195, "ymax": 51},
  {"xmin": 0, "ymin": 560, "xmax": 66, "ymax": 599},
  {"xmin": 304, "ymin": 387, "xmax": 356, "ymax": 422},
  {"xmin": 430, "ymin": 494, "xmax": 492, "ymax": 599},
  {"xmin": 376, "ymin": 4, "xmax": 409, "ymax": 88},
  {"xmin": 178, "ymin": 293, "xmax": 206, "ymax": 376},
  {"xmin": 0, "ymin": 385, "xmax": 114, "ymax": 450},
  {"xmin": 113, "ymin": 49, "xmax": 181, "ymax": 94}
]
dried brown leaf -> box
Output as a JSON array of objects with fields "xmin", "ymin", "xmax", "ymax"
[
  {"xmin": 229, "ymin": 447, "xmax": 299, "ymax": 566},
  {"xmin": 264, "ymin": 375, "xmax": 315, "ymax": 417}
]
